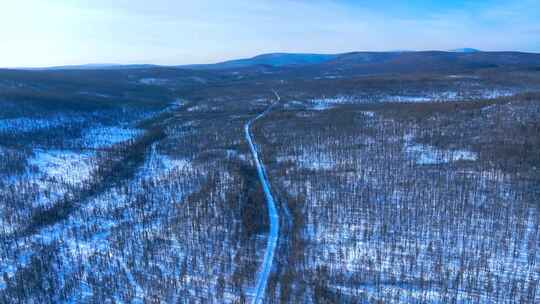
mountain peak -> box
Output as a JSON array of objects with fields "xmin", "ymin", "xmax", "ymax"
[{"xmin": 450, "ymin": 48, "xmax": 481, "ymax": 53}]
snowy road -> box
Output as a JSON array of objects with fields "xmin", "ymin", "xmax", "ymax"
[{"xmin": 245, "ymin": 91, "xmax": 280, "ymax": 304}]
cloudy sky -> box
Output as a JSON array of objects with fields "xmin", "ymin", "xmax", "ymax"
[{"xmin": 1, "ymin": 0, "xmax": 539, "ymax": 67}]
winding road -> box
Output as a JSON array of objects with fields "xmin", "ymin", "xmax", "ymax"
[{"xmin": 245, "ymin": 91, "xmax": 280, "ymax": 304}]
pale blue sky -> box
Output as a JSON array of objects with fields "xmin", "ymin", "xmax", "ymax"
[{"xmin": 1, "ymin": 0, "xmax": 539, "ymax": 67}]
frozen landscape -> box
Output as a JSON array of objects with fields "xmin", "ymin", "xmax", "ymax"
[{"xmin": 1, "ymin": 50, "xmax": 540, "ymax": 303}]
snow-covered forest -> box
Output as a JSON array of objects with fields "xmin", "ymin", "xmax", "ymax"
[
  {"xmin": 0, "ymin": 62, "xmax": 539, "ymax": 303},
  {"xmin": 257, "ymin": 92, "xmax": 540, "ymax": 303}
]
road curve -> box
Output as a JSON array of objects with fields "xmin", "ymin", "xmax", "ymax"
[{"xmin": 245, "ymin": 91, "xmax": 280, "ymax": 304}]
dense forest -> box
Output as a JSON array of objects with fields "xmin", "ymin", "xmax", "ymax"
[{"xmin": 0, "ymin": 60, "xmax": 539, "ymax": 303}]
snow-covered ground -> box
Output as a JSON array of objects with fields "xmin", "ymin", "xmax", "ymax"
[
  {"xmin": 361, "ymin": 111, "xmax": 376, "ymax": 117},
  {"xmin": 139, "ymin": 78, "xmax": 169, "ymax": 85},
  {"xmin": 0, "ymin": 138, "xmax": 204, "ymax": 300},
  {"xmin": 0, "ymin": 115, "xmax": 84, "ymax": 134},
  {"xmin": 277, "ymin": 153, "xmax": 336, "ymax": 170},
  {"xmin": 245, "ymin": 104, "xmax": 280, "ymax": 304},
  {"xmin": 78, "ymin": 91, "xmax": 112, "ymax": 98},
  {"xmin": 136, "ymin": 143, "xmax": 193, "ymax": 180},
  {"xmin": 308, "ymin": 96, "xmax": 352, "ymax": 110},
  {"xmin": 383, "ymin": 89, "xmax": 515, "ymax": 103},
  {"xmin": 28, "ymin": 149, "xmax": 95, "ymax": 184},
  {"xmin": 263, "ymin": 99, "xmax": 540, "ymax": 303},
  {"xmin": 403, "ymin": 135, "xmax": 478, "ymax": 165},
  {"xmin": 405, "ymin": 143, "xmax": 477, "ymax": 165},
  {"xmin": 7, "ymin": 149, "xmax": 97, "ymax": 209},
  {"xmin": 81, "ymin": 126, "xmax": 143, "ymax": 149},
  {"xmin": 186, "ymin": 104, "xmax": 210, "ymax": 112},
  {"xmin": 305, "ymin": 89, "xmax": 519, "ymax": 110}
]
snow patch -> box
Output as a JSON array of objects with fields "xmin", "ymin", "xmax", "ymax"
[
  {"xmin": 139, "ymin": 78, "xmax": 169, "ymax": 85},
  {"xmin": 137, "ymin": 143, "xmax": 193, "ymax": 180},
  {"xmin": 0, "ymin": 116, "xmax": 83, "ymax": 133},
  {"xmin": 78, "ymin": 91, "xmax": 111, "ymax": 98},
  {"xmin": 404, "ymin": 140, "xmax": 477, "ymax": 165},
  {"xmin": 28, "ymin": 149, "xmax": 95, "ymax": 184},
  {"xmin": 385, "ymin": 95, "xmax": 433, "ymax": 103},
  {"xmin": 278, "ymin": 153, "xmax": 335, "ymax": 170},
  {"xmin": 309, "ymin": 96, "xmax": 352, "ymax": 110},
  {"xmin": 82, "ymin": 127, "xmax": 143, "ymax": 148},
  {"xmin": 186, "ymin": 104, "xmax": 209, "ymax": 112},
  {"xmin": 361, "ymin": 111, "xmax": 375, "ymax": 118},
  {"xmin": 383, "ymin": 89, "xmax": 515, "ymax": 103}
]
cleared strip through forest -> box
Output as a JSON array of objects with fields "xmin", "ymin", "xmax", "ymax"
[{"xmin": 245, "ymin": 91, "xmax": 280, "ymax": 304}]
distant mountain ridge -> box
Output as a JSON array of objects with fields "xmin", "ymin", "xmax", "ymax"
[
  {"xmin": 179, "ymin": 50, "xmax": 540, "ymax": 71},
  {"xmin": 18, "ymin": 63, "xmax": 159, "ymax": 71},
  {"xmin": 9, "ymin": 49, "xmax": 540, "ymax": 73},
  {"xmin": 180, "ymin": 53, "xmax": 339, "ymax": 70},
  {"xmin": 315, "ymin": 50, "xmax": 540, "ymax": 75},
  {"xmin": 450, "ymin": 48, "xmax": 481, "ymax": 53}
]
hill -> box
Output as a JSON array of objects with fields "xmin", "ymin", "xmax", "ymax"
[{"xmin": 180, "ymin": 53, "xmax": 338, "ymax": 70}]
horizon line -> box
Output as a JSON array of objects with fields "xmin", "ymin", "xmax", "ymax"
[{"xmin": 4, "ymin": 48, "xmax": 540, "ymax": 70}]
